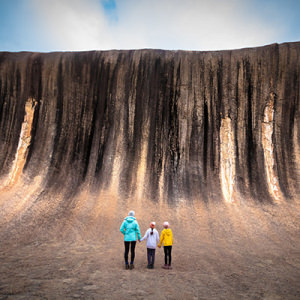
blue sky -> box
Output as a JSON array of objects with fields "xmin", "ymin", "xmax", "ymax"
[{"xmin": 0, "ymin": 0, "xmax": 299, "ymax": 52}]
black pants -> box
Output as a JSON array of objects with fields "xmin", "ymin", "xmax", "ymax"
[
  {"xmin": 124, "ymin": 241, "xmax": 136, "ymax": 264},
  {"xmin": 164, "ymin": 246, "xmax": 172, "ymax": 265},
  {"xmin": 147, "ymin": 248, "xmax": 156, "ymax": 265}
]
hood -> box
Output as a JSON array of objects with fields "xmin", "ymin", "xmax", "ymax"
[
  {"xmin": 125, "ymin": 216, "xmax": 136, "ymax": 223},
  {"xmin": 164, "ymin": 228, "xmax": 172, "ymax": 236}
]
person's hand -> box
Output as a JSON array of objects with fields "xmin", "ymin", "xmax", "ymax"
[
  {"xmin": 158, "ymin": 245, "xmax": 161, "ymax": 248},
  {"xmin": 138, "ymin": 239, "xmax": 141, "ymax": 242}
]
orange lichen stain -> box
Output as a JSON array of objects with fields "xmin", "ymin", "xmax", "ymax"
[
  {"xmin": 158, "ymin": 157, "xmax": 165, "ymax": 204},
  {"xmin": 293, "ymin": 118, "xmax": 300, "ymax": 199},
  {"xmin": 110, "ymin": 154, "xmax": 121, "ymax": 194},
  {"xmin": 136, "ymin": 140, "xmax": 148, "ymax": 200},
  {"xmin": 2, "ymin": 98, "xmax": 37, "ymax": 189},
  {"xmin": 220, "ymin": 117, "xmax": 236, "ymax": 203},
  {"xmin": 262, "ymin": 93, "xmax": 282, "ymax": 202},
  {"xmin": 109, "ymin": 127, "xmax": 123, "ymax": 195}
]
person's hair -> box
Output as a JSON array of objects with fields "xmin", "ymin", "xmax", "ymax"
[{"xmin": 150, "ymin": 227, "xmax": 153, "ymax": 235}]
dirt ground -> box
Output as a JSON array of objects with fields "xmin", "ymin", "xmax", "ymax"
[{"xmin": 0, "ymin": 191, "xmax": 299, "ymax": 299}]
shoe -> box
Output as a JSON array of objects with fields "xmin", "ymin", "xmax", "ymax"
[
  {"xmin": 168, "ymin": 265, "xmax": 172, "ymax": 270},
  {"xmin": 125, "ymin": 264, "xmax": 129, "ymax": 270},
  {"xmin": 130, "ymin": 264, "xmax": 134, "ymax": 270},
  {"xmin": 162, "ymin": 264, "xmax": 168, "ymax": 269},
  {"xmin": 150, "ymin": 264, "xmax": 154, "ymax": 269},
  {"xmin": 147, "ymin": 265, "xmax": 151, "ymax": 269}
]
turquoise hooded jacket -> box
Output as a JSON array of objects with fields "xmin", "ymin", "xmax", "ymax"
[{"xmin": 120, "ymin": 216, "xmax": 141, "ymax": 242}]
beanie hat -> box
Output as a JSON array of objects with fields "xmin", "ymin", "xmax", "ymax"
[
  {"xmin": 128, "ymin": 210, "xmax": 135, "ymax": 217},
  {"xmin": 163, "ymin": 221, "xmax": 169, "ymax": 228}
]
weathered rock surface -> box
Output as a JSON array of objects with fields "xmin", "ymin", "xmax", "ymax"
[{"xmin": 1, "ymin": 43, "xmax": 299, "ymax": 203}]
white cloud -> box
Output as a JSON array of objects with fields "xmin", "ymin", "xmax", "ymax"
[
  {"xmin": 30, "ymin": 0, "xmax": 113, "ymax": 51},
  {"xmin": 30, "ymin": 0, "xmax": 279, "ymax": 51}
]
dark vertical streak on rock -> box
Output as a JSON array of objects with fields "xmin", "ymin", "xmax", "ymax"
[
  {"xmin": 216, "ymin": 58, "xmax": 223, "ymax": 170},
  {"xmin": 94, "ymin": 60, "xmax": 111, "ymax": 177},
  {"xmin": 147, "ymin": 54, "xmax": 166, "ymax": 200},
  {"xmin": 234, "ymin": 61, "xmax": 242, "ymax": 191},
  {"xmin": 208, "ymin": 66, "xmax": 214, "ymax": 174},
  {"xmin": 165, "ymin": 62, "xmax": 180, "ymax": 198},
  {"xmin": 0, "ymin": 74, "xmax": 8, "ymax": 173},
  {"xmin": 48, "ymin": 59, "xmax": 64, "ymax": 188},
  {"xmin": 203, "ymin": 100, "xmax": 208, "ymax": 180},
  {"xmin": 82, "ymin": 55, "xmax": 101, "ymax": 181},
  {"xmin": 245, "ymin": 60, "xmax": 255, "ymax": 198}
]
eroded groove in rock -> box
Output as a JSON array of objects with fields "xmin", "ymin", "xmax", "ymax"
[
  {"xmin": 262, "ymin": 92, "xmax": 282, "ymax": 202},
  {"xmin": 220, "ymin": 117, "xmax": 236, "ymax": 203},
  {"xmin": 1, "ymin": 98, "xmax": 37, "ymax": 188}
]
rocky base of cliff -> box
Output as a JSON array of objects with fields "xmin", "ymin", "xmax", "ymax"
[{"xmin": 0, "ymin": 190, "xmax": 299, "ymax": 299}]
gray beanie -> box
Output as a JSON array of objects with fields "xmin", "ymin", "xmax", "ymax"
[{"xmin": 128, "ymin": 210, "xmax": 135, "ymax": 217}]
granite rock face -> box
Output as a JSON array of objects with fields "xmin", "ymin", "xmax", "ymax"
[{"xmin": 0, "ymin": 42, "xmax": 299, "ymax": 203}]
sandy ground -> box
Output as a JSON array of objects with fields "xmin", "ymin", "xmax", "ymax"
[{"xmin": 0, "ymin": 189, "xmax": 299, "ymax": 299}]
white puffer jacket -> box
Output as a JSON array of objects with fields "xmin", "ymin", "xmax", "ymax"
[{"xmin": 141, "ymin": 228, "xmax": 159, "ymax": 249}]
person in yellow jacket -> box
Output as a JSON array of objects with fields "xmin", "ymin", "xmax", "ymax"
[{"xmin": 158, "ymin": 221, "xmax": 173, "ymax": 269}]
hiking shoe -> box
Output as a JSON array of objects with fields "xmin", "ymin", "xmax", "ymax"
[
  {"xmin": 150, "ymin": 264, "xmax": 154, "ymax": 269},
  {"xmin": 168, "ymin": 265, "xmax": 172, "ymax": 270},
  {"xmin": 147, "ymin": 265, "xmax": 151, "ymax": 269},
  {"xmin": 162, "ymin": 264, "xmax": 168, "ymax": 269},
  {"xmin": 125, "ymin": 264, "xmax": 129, "ymax": 270},
  {"xmin": 130, "ymin": 264, "xmax": 134, "ymax": 270}
]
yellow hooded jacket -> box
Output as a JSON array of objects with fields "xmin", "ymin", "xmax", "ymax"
[{"xmin": 158, "ymin": 228, "xmax": 173, "ymax": 247}]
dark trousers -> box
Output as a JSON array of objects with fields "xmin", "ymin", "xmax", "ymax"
[
  {"xmin": 147, "ymin": 248, "xmax": 156, "ymax": 265},
  {"xmin": 164, "ymin": 246, "xmax": 172, "ymax": 265},
  {"xmin": 124, "ymin": 241, "xmax": 136, "ymax": 264}
]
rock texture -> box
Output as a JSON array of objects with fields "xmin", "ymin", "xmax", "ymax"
[
  {"xmin": 0, "ymin": 43, "xmax": 300, "ymax": 300},
  {"xmin": 0, "ymin": 42, "xmax": 299, "ymax": 203}
]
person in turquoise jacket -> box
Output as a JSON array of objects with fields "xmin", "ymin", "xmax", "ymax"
[{"xmin": 120, "ymin": 210, "xmax": 141, "ymax": 269}]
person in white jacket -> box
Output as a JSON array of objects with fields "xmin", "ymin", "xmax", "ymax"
[{"xmin": 140, "ymin": 221, "xmax": 160, "ymax": 269}]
